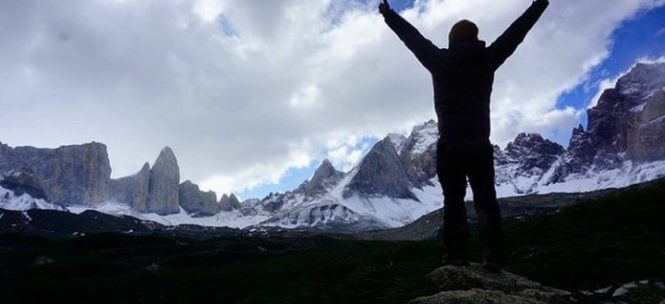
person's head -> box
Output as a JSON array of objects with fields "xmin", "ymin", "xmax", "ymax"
[{"xmin": 449, "ymin": 19, "xmax": 479, "ymax": 43}]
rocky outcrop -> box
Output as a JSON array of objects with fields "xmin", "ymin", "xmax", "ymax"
[
  {"xmin": 619, "ymin": 63, "xmax": 665, "ymax": 162},
  {"xmin": 493, "ymin": 133, "xmax": 565, "ymax": 193},
  {"xmin": 257, "ymin": 203, "xmax": 374, "ymax": 230},
  {"xmin": 258, "ymin": 160, "xmax": 345, "ymax": 217},
  {"xmin": 0, "ymin": 141, "xmax": 111, "ymax": 206},
  {"xmin": 110, "ymin": 163, "xmax": 150, "ymax": 211},
  {"xmin": 387, "ymin": 133, "xmax": 408, "ymax": 153},
  {"xmin": 179, "ymin": 180, "xmax": 219, "ymax": 216},
  {"xmin": 547, "ymin": 126, "xmax": 595, "ymax": 183},
  {"xmin": 580, "ymin": 63, "xmax": 665, "ymax": 162},
  {"xmin": 219, "ymin": 193, "xmax": 241, "ymax": 212},
  {"xmin": 504, "ymin": 134, "xmax": 563, "ymax": 172},
  {"xmin": 0, "ymin": 169, "xmax": 49, "ymax": 201},
  {"xmin": 409, "ymin": 263, "xmax": 571, "ymax": 304},
  {"xmin": 399, "ymin": 120, "xmax": 438, "ymax": 188},
  {"xmin": 343, "ymin": 138, "xmax": 418, "ymax": 201},
  {"xmin": 146, "ymin": 147, "xmax": 180, "ymax": 215},
  {"xmin": 548, "ymin": 63, "xmax": 665, "ymax": 183},
  {"xmin": 295, "ymin": 159, "xmax": 345, "ymax": 197}
]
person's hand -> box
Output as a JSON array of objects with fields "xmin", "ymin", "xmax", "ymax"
[{"xmin": 378, "ymin": 0, "xmax": 391, "ymax": 15}]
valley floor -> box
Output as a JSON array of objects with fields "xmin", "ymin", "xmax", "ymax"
[{"xmin": 1, "ymin": 180, "xmax": 664, "ymax": 303}]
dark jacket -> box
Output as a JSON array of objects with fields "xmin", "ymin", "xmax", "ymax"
[{"xmin": 382, "ymin": 0, "xmax": 549, "ymax": 143}]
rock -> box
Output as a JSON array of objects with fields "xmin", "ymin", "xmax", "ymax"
[
  {"xmin": 343, "ymin": 137, "xmax": 418, "ymax": 201},
  {"xmin": 575, "ymin": 62, "xmax": 665, "ymax": 164},
  {"xmin": 0, "ymin": 141, "xmax": 111, "ymax": 206},
  {"xmin": 387, "ymin": 133, "xmax": 408, "ymax": 153},
  {"xmin": 547, "ymin": 125, "xmax": 595, "ymax": 183},
  {"xmin": 548, "ymin": 62, "xmax": 665, "ymax": 184},
  {"xmin": 219, "ymin": 193, "xmax": 242, "ymax": 212},
  {"xmin": 146, "ymin": 262, "xmax": 160, "ymax": 272},
  {"xmin": 504, "ymin": 133, "xmax": 564, "ymax": 173},
  {"xmin": 400, "ymin": 120, "xmax": 439, "ymax": 188},
  {"xmin": 146, "ymin": 147, "xmax": 180, "ymax": 215},
  {"xmin": 586, "ymin": 88, "xmax": 630, "ymax": 156},
  {"xmin": 33, "ymin": 256, "xmax": 55, "ymax": 266},
  {"xmin": 409, "ymin": 289, "xmax": 550, "ymax": 304},
  {"xmin": 179, "ymin": 180, "xmax": 219, "ymax": 216},
  {"xmin": 110, "ymin": 163, "xmax": 151, "ymax": 212},
  {"xmin": 263, "ymin": 159, "xmax": 345, "ymax": 217},
  {"xmin": 627, "ymin": 84, "xmax": 665, "ymax": 161},
  {"xmin": 258, "ymin": 203, "xmax": 367, "ymax": 229},
  {"xmin": 257, "ymin": 192, "xmax": 289, "ymax": 213},
  {"xmin": 612, "ymin": 282, "xmax": 638, "ymax": 297},
  {"xmin": 258, "ymin": 201, "xmax": 389, "ymax": 232},
  {"xmin": 494, "ymin": 133, "xmax": 565, "ymax": 194},
  {"xmin": 427, "ymin": 263, "xmax": 542, "ymax": 293},
  {"xmin": 0, "ymin": 168, "xmax": 49, "ymax": 201},
  {"xmin": 295, "ymin": 159, "xmax": 345, "ymax": 197},
  {"xmin": 410, "ymin": 263, "xmax": 571, "ymax": 304}
]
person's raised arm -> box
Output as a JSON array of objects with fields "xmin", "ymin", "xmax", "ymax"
[
  {"xmin": 488, "ymin": 0, "xmax": 549, "ymax": 70},
  {"xmin": 380, "ymin": 0, "xmax": 440, "ymax": 71}
]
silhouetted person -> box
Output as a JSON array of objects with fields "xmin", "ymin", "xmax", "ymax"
[{"xmin": 380, "ymin": 0, "xmax": 549, "ymax": 271}]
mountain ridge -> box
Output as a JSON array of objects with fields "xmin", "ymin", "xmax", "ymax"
[{"xmin": 1, "ymin": 61, "xmax": 665, "ymax": 231}]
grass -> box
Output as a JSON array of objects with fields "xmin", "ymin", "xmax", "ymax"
[{"xmin": 1, "ymin": 180, "xmax": 664, "ymax": 303}]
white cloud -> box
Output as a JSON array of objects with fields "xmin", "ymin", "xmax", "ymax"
[
  {"xmin": 325, "ymin": 135, "xmax": 374, "ymax": 172},
  {"xmin": 0, "ymin": 0, "xmax": 662, "ymax": 196}
]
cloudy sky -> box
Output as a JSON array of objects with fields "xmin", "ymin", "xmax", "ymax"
[{"xmin": 1, "ymin": 0, "xmax": 665, "ymax": 199}]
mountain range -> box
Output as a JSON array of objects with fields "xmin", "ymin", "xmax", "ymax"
[{"xmin": 1, "ymin": 61, "xmax": 665, "ymax": 231}]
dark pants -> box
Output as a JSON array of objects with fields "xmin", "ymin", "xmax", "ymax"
[{"xmin": 437, "ymin": 138, "xmax": 503, "ymax": 263}]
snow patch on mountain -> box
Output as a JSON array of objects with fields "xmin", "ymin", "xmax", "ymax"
[
  {"xmin": 387, "ymin": 133, "xmax": 408, "ymax": 153},
  {"xmin": 0, "ymin": 185, "xmax": 67, "ymax": 212},
  {"xmin": 407, "ymin": 120, "xmax": 438, "ymax": 155},
  {"xmin": 68, "ymin": 202, "xmax": 269, "ymax": 228}
]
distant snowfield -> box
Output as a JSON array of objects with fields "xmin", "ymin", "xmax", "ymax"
[
  {"xmin": 67, "ymin": 203, "xmax": 271, "ymax": 229},
  {"xmin": 495, "ymin": 159, "xmax": 665, "ymax": 197},
  {"xmin": 2, "ymin": 159, "xmax": 665, "ymax": 230}
]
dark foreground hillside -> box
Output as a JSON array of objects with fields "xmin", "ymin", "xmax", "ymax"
[{"xmin": 1, "ymin": 180, "xmax": 664, "ymax": 304}]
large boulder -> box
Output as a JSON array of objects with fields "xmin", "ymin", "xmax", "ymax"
[
  {"xmin": 109, "ymin": 163, "xmax": 151, "ymax": 212},
  {"xmin": 409, "ymin": 263, "xmax": 571, "ymax": 304},
  {"xmin": 409, "ymin": 289, "xmax": 557, "ymax": 304},
  {"xmin": 179, "ymin": 180, "xmax": 219, "ymax": 216},
  {"xmin": 146, "ymin": 147, "xmax": 180, "ymax": 215},
  {"xmin": 0, "ymin": 141, "xmax": 111, "ymax": 206}
]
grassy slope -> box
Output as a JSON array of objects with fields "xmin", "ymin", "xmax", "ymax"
[
  {"xmin": 0, "ymin": 180, "xmax": 663, "ymax": 303},
  {"xmin": 503, "ymin": 180, "xmax": 665, "ymax": 290}
]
